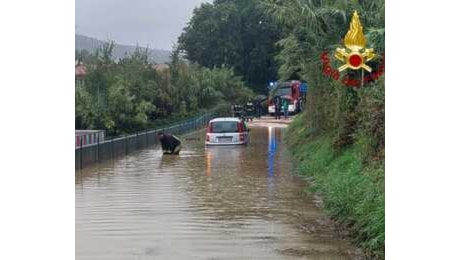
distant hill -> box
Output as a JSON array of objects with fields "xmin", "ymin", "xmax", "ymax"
[{"xmin": 76, "ymin": 34, "xmax": 171, "ymax": 64}]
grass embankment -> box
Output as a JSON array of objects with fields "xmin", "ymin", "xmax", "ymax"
[{"xmin": 286, "ymin": 115, "xmax": 384, "ymax": 259}]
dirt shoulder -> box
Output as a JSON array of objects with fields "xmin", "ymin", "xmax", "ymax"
[{"xmin": 246, "ymin": 116, "xmax": 294, "ymax": 128}]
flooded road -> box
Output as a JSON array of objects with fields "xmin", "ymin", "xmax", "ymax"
[{"xmin": 76, "ymin": 125, "xmax": 361, "ymax": 259}]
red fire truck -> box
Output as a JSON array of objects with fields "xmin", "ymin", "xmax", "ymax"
[{"xmin": 268, "ymin": 80, "xmax": 302, "ymax": 116}]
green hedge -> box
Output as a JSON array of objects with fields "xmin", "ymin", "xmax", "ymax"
[{"xmin": 286, "ymin": 115, "xmax": 384, "ymax": 259}]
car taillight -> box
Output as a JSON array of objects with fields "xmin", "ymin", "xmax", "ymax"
[
  {"xmin": 237, "ymin": 122, "xmax": 243, "ymax": 132},
  {"xmin": 206, "ymin": 123, "xmax": 212, "ymax": 142},
  {"xmin": 238, "ymin": 122, "xmax": 245, "ymax": 141}
]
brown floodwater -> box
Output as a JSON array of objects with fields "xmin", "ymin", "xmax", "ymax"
[{"xmin": 76, "ymin": 125, "xmax": 362, "ymax": 259}]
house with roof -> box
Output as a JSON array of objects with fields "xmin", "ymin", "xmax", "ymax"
[{"xmin": 75, "ymin": 61, "xmax": 87, "ymax": 88}]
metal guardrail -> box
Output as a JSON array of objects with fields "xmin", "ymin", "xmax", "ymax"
[{"xmin": 75, "ymin": 113, "xmax": 215, "ymax": 170}]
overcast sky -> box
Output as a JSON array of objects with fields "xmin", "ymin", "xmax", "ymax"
[{"xmin": 76, "ymin": 0, "xmax": 210, "ymax": 50}]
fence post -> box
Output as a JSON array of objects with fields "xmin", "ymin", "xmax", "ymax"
[
  {"xmin": 136, "ymin": 132, "xmax": 139, "ymax": 149},
  {"xmin": 97, "ymin": 135, "xmax": 100, "ymax": 163},
  {"xmin": 80, "ymin": 138, "xmax": 83, "ymax": 170},
  {"xmin": 111, "ymin": 138, "xmax": 114, "ymax": 159}
]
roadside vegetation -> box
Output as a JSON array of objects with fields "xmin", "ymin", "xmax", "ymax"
[
  {"xmin": 75, "ymin": 44, "xmax": 253, "ymax": 137},
  {"xmin": 286, "ymin": 89, "xmax": 384, "ymax": 258}
]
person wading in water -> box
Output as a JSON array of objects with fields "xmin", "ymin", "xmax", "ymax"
[
  {"xmin": 274, "ymin": 95, "xmax": 282, "ymax": 120},
  {"xmin": 157, "ymin": 132, "xmax": 182, "ymax": 155},
  {"xmin": 282, "ymin": 97, "xmax": 289, "ymax": 119}
]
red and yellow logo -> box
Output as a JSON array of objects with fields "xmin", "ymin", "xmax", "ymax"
[
  {"xmin": 321, "ymin": 11, "xmax": 384, "ymax": 87},
  {"xmin": 335, "ymin": 11, "xmax": 375, "ymax": 72}
]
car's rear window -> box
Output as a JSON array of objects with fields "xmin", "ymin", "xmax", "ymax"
[{"xmin": 210, "ymin": 121, "xmax": 239, "ymax": 133}]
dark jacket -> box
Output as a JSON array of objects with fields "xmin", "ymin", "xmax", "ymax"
[
  {"xmin": 160, "ymin": 134, "xmax": 181, "ymax": 152},
  {"xmin": 274, "ymin": 96, "xmax": 282, "ymax": 110}
]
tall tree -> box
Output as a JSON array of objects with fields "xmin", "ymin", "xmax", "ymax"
[{"xmin": 178, "ymin": 0, "xmax": 285, "ymax": 94}]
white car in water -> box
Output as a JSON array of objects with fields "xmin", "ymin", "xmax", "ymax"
[{"xmin": 205, "ymin": 117, "xmax": 249, "ymax": 146}]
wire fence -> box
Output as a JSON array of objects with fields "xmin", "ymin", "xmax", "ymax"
[{"xmin": 75, "ymin": 113, "xmax": 215, "ymax": 170}]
